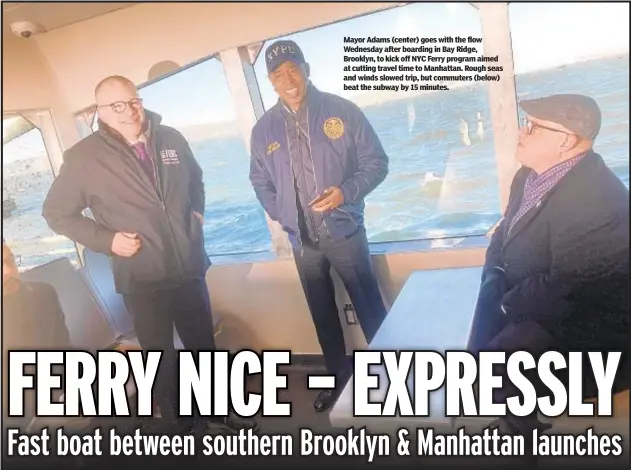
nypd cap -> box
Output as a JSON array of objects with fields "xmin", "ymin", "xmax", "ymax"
[{"xmin": 265, "ymin": 40, "xmax": 306, "ymax": 74}]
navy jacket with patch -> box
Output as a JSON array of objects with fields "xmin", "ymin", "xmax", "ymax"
[
  {"xmin": 42, "ymin": 110, "xmax": 209, "ymax": 294},
  {"xmin": 249, "ymin": 85, "xmax": 389, "ymax": 249}
]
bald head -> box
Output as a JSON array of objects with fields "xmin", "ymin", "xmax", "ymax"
[
  {"xmin": 95, "ymin": 75, "xmax": 145, "ymax": 142},
  {"xmin": 94, "ymin": 75, "xmax": 136, "ymax": 101}
]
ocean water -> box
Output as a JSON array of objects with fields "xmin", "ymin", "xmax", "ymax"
[
  {"xmin": 3, "ymin": 55, "xmax": 629, "ymax": 268},
  {"xmin": 196, "ymin": 54, "xmax": 629, "ymax": 256}
]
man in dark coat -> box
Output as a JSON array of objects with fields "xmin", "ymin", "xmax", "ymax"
[
  {"xmin": 468, "ymin": 94, "xmax": 629, "ymax": 438},
  {"xmin": 42, "ymin": 76, "xmax": 257, "ymax": 434}
]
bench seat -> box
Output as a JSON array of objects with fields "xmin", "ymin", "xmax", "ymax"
[
  {"xmin": 329, "ymin": 266, "xmax": 630, "ymax": 436},
  {"xmin": 329, "ymin": 267, "xmax": 483, "ymax": 432}
]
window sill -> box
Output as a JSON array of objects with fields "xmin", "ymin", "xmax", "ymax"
[{"xmin": 208, "ymin": 234, "xmax": 490, "ymax": 266}]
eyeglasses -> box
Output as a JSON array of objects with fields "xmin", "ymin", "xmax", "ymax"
[
  {"xmin": 521, "ymin": 117, "xmax": 570, "ymax": 136},
  {"xmin": 98, "ymin": 98, "xmax": 143, "ymax": 114}
]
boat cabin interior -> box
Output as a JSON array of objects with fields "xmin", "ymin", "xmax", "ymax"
[{"xmin": 2, "ymin": 0, "xmax": 629, "ymax": 451}]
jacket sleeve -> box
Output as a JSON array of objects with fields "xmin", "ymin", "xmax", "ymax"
[
  {"xmin": 481, "ymin": 218, "xmax": 506, "ymax": 284},
  {"xmin": 42, "ymin": 151, "xmax": 116, "ymax": 255},
  {"xmin": 249, "ymin": 129, "xmax": 279, "ymax": 221},
  {"xmin": 501, "ymin": 212, "xmax": 628, "ymax": 324},
  {"xmin": 340, "ymin": 103, "xmax": 389, "ymax": 203}
]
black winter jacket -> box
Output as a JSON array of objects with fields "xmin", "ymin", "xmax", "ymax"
[{"xmin": 43, "ymin": 111, "xmax": 210, "ymax": 294}]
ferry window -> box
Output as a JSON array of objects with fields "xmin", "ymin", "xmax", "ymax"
[
  {"xmin": 253, "ymin": 3, "xmax": 500, "ymax": 246},
  {"xmin": 76, "ymin": 107, "xmax": 98, "ymax": 137},
  {"xmin": 2, "ymin": 115, "xmax": 79, "ymax": 270},
  {"xmin": 509, "ymin": 2, "xmax": 629, "ymax": 187},
  {"xmin": 137, "ymin": 58, "xmax": 274, "ymax": 259}
]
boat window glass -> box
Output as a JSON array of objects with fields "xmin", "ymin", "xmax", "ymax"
[
  {"xmin": 2, "ymin": 115, "xmax": 80, "ymax": 271},
  {"xmin": 161, "ymin": 60, "xmax": 280, "ymax": 260},
  {"xmin": 76, "ymin": 107, "xmax": 98, "ymax": 137},
  {"xmin": 253, "ymin": 3, "xmax": 501, "ymax": 248},
  {"xmin": 509, "ymin": 2, "xmax": 629, "ymax": 188},
  {"xmin": 137, "ymin": 58, "xmax": 275, "ymax": 258}
]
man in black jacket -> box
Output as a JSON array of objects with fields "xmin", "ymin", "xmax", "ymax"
[
  {"xmin": 42, "ymin": 75, "xmax": 257, "ymax": 434},
  {"xmin": 469, "ymin": 94, "xmax": 629, "ymax": 438}
]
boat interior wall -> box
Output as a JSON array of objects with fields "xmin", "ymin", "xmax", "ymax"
[
  {"xmin": 1, "ymin": 39, "xmax": 83, "ymax": 156},
  {"xmin": 1, "ymin": 33, "xmax": 58, "ymax": 112},
  {"xmin": 204, "ymin": 247, "xmax": 485, "ymax": 354},
  {"xmin": 15, "ymin": 246, "xmax": 485, "ymax": 356},
  {"xmin": 2, "ymin": 2, "xmax": 137, "ymax": 35},
  {"xmin": 2, "ymin": 2, "xmax": 396, "ymax": 113}
]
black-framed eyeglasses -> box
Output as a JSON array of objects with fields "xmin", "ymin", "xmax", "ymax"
[
  {"xmin": 521, "ymin": 117, "xmax": 570, "ymax": 136},
  {"xmin": 98, "ymin": 98, "xmax": 143, "ymax": 114}
]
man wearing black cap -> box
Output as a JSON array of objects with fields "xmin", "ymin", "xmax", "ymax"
[
  {"xmin": 249, "ymin": 40, "xmax": 389, "ymax": 412},
  {"xmin": 469, "ymin": 94, "xmax": 629, "ymax": 442}
]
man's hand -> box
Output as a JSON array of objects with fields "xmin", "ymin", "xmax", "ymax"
[
  {"xmin": 193, "ymin": 211, "xmax": 204, "ymax": 224},
  {"xmin": 311, "ymin": 186, "xmax": 344, "ymax": 213},
  {"xmin": 111, "ymin": 232, "xmax": 141, "ymax": 257}
]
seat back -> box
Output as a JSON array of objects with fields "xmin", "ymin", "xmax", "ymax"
[
  {"xmin": 20, "ymin": 258, "xmax": 114, "ymax": 350},
  {"xmin": 80, "ymin": 248, "xmax": 135, "ymax": 338}
]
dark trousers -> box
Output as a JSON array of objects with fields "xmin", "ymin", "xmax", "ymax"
[
  {"xmin": 122, "ymin": 279, "xmax": 216, "ymax": 420},
  {"xmin": 293, "ymin": 227, "xmax": 387, "ymax": 385},
  {"xmin": 477, "ymin": 319, "xmax": 565, "ymax": 434}
]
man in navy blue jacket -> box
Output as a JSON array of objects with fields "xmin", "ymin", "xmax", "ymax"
[
  {"xmin": 469, "ymin": 94, "xmax": 629, "ymax": 445},
  {"xmin": 250, "ymin": 40, "xmax": 389, "ymax": 412}
]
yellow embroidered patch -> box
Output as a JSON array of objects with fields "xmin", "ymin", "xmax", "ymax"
[
  {"xmin": 266, "ymin": 141, "xmax": 280, "ymax": 155},
  {"xmin": 323, "ymin": 117, "xmax": 345, "ymax": 140}
]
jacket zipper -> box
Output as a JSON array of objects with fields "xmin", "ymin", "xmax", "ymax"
[
  {"xmin": 148, "ymin": 136, "xmax": 185, "ymax": 277},
  {"xmin": 296, "ymin": 120, "xmax": 320, "ymax": 243},
  {"xmin": 284, "ymin": 117, "xmax": 303, "ymax": 255},
  {"xmin": 303, "ymin": 108, "xmax": 330, "ymax": 238}
]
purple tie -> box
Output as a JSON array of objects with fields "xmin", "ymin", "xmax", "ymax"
[{"xmin": 132, "ymin": 142, "xmax": 156, "ymax": 186}]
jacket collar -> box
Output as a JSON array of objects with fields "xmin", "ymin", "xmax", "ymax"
[{"xmin": 503, "ymin": 149, "xmax": 599, "ymax": 246}]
